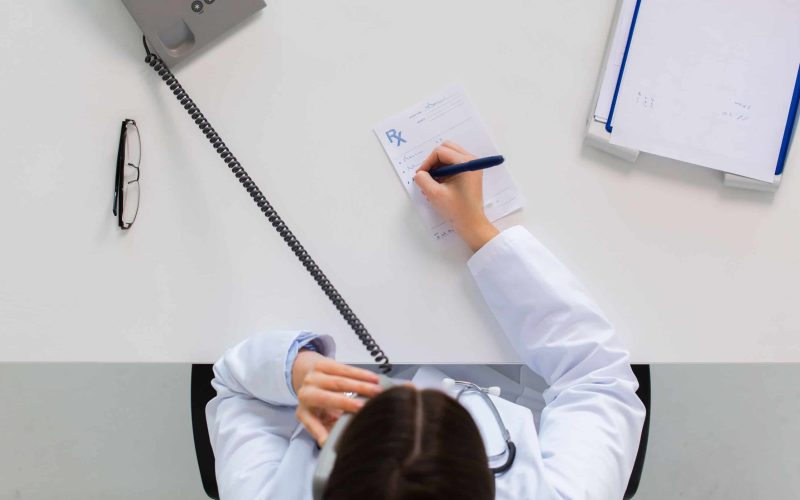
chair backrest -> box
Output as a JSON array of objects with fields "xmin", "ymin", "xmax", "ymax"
[
  {"xmin": 190, "ymin": 363, "xmax": 651, "ymax": 500},
  {"xmin": 625, "ymin": 364, "xmax": 651, "ymax": 500},
  {"xmin": 191, "ymin": 364, "xmax": 219, "ymax": 500}
]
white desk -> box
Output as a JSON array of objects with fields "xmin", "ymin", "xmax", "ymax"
[{"xmin": 1, "ymin": 1, "xmax": 798, "ymax": 364}]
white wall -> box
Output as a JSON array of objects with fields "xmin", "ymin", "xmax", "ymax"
[
  {"xmin": 638, "ymin": 365, "xmax": 800, "ymax": 499},
  {"xmin": 0, "ymin": 365, "xmax": 205, "ymax": 500},
  {"xmin": 1, "ymin": 364, "xmax": 798, "ymax": 500}
]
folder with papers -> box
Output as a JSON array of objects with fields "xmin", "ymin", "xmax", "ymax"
[{"xmin": 586, "ymin": 0, "xmax": 800, "ymax": 191}]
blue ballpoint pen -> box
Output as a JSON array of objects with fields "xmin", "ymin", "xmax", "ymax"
[{"xmin": 430, "ymin": 155, "xmax": 505, "ymax": 179}]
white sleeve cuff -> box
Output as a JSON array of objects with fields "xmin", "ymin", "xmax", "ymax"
[
  {"xmin": 467, "ymin": 226, "xmax": 533, "ymax": 276},
  {"xmin": 212, "ymin": 330, "xmax": 336, "ymax": 407}
]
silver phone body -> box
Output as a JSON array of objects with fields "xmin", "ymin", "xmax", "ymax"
[{"xmin": 121, "ymin": 0, "xmax": 266, "ymax": 67}]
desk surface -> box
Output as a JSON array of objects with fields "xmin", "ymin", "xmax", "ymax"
[{"xmin": 1, "ymin": 0, "xmax": 798, "ymax": 364}]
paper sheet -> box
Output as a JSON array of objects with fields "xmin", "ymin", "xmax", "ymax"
[
  {"xmin": 594, "ymin": 0, "xmax": 637, "ymax": 124},
  {"xmin": 374, "ymin": 85, "xmax": 524, "ymax": 240},
  {"xmin": 608, "ymin": 0, "xmax": 800, "ymax": 182}
]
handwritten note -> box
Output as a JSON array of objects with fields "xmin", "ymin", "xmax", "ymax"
[
  {"xmin": 609, "ymin": 0, "xmax": 800, "ymax": 182},
  {"xmin": 374, "ymin": 85, "xmax": 524, "ymax": 240}
]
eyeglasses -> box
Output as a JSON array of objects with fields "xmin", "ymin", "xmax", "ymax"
[{"xmin": 113, "ymin": 119, "xmax": 141, "ymax": 230}]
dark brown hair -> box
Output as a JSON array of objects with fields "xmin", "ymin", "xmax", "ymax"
[{"xmin": 323, "ymin": 386, "xmax": 493, "ymax": 500}]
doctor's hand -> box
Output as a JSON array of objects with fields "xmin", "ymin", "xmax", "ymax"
[
  {"xmin": 292, "ymin": 351, "xmax": 383, "ymax": 446},
  {"xmin": 414, "ymin": 142, "xmax": 499, "ymax": 252}
]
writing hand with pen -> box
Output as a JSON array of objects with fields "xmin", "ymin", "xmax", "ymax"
[{"xmin": 413, "ymin": 141, "xmax": 501, "ymax": 252}]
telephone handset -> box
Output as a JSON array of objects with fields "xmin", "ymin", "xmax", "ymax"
[{"xmin": 141, "ymin": 37, "xmax": 391, "ymax": 373}]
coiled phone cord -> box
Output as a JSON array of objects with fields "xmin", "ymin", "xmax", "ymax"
[{"xmin": 143, "ymin": 37, "xmax": 391, "ymax": 374}]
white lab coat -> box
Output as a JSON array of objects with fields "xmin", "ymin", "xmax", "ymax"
[{"xmin": 206, "ymin": 226, "xmax": 646, "ymax": 500}]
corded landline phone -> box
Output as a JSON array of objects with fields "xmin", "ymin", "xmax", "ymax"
[{"xmin": 122, "ymin": 0, "xmax": 392, "ymax": 373}]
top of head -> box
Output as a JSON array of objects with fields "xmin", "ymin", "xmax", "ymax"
[
  {"xmin": 313, "ymin": 380, "xmax": 494, "ymax": 500},
  {"xmin": 121, "ymin": 0, "xmax": 266, "ymax": 67}
]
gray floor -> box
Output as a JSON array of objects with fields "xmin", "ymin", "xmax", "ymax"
[{"xmin": 1, "ymin": 364, "xmax": 798, "ymax": 500}]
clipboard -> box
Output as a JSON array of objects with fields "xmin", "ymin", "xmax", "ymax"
[{"xmin": 585, "ymin": 0, "xmax": 800, "ymax": 191}]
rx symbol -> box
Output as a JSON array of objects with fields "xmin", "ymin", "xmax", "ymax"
[{"xmin": 385, "ymin": 129, "xmax": 407, "ymax": 147}]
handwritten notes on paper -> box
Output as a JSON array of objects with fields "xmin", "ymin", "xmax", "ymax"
[
  {"xmin": 609, "ymin": 0, "xmax": 800, "ymax": 182},
  {"xmin": 374, "ymin": 85, "xmax": 524, "ymax": 240}
]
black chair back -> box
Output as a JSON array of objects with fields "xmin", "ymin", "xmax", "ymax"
[{"xmin": 191, "ymin": 364, "xmax": 219, "ymax": 499}]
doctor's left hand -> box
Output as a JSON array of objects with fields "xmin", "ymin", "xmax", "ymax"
[{"xmin": 292, "ymin": 351, "xmax": 383, "ymax": 445}]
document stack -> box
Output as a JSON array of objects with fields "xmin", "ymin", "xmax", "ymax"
[{"xmin": 586, "ymin": 0, "xmax": 800, "ymax": 191}]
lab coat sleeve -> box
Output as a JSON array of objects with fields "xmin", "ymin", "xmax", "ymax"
[
  {"xmin": 206, "ymin": 330, "xmax": 335, "ymax": 500},
  {"xmin": 468, "ymin": 226, "xmax": 645, "ymax": 500}
]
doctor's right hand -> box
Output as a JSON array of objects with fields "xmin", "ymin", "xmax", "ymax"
[
  {"xmin": 292, "ymin": 351, "xmax": 383, "ymax": 445},
  {"xmin": 414, "ymin": 141, "xmax": 499, "ymax": 252}
]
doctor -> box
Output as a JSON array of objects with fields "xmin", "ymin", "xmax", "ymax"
[{"xmin": 206, "ymin": 142, "xmax": 646, "ymax": 500}]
